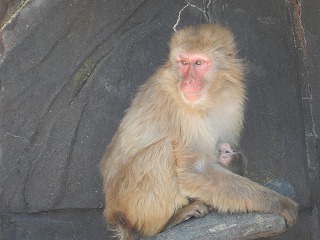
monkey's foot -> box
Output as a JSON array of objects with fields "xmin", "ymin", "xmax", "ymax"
[{"xmin": 163, "ymin": 200, "xmax": 211, "ymax": 231}]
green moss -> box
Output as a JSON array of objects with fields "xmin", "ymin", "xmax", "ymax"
[
  {"xmin": 247, "ymin": 168, "xmax": 277, "ymax": 184},
  {"xmin": 71, "ymin": 58, "xmax": 95, "ymax": 86}
]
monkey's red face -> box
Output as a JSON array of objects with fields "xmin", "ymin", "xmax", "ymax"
[{"xmin": 177, "ymin": 54, "xmax": 211, "ymax": 102}]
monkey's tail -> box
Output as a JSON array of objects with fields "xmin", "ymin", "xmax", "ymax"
[{"xmin": 109, "ymin": 211, "xmax": 136, "ymax": 240}]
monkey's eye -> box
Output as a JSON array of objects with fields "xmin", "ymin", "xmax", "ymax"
[
  {"xmin": 180, "ymin": 59, "xmax": 189, "ymax": 65},
  {"xmin": 195, "ymin": 60, "xmax": 204, "ymax": 65}
]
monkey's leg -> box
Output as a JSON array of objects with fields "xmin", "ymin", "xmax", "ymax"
[
  {"xmin": 104, "ymin": 140, "xmax": 190, "ymax": 238},
  {"xmin": 163, "ymin": 200, "xmax": 211, "ymax": 231}
]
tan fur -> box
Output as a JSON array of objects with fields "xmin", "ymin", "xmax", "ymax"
[{"xmin": 100, "ymin": 24, "xmax": 298, "ymax": 239}]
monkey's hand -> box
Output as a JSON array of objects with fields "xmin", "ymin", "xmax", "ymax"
[{"xmin": 276, "ymin": 196, "xmax": 299, "ymax": 227}]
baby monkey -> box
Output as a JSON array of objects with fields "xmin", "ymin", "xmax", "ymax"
[
  {"xmin": 163, "ymin": 143, "xmax": 248, "ymax": 231},
  {"xmin": 218, "ymin": 143, "xmax": 248, "ymax": 176}
]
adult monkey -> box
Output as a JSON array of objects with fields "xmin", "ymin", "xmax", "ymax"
[{"xmin": 100, "ymin": 24, "xmax": 298, "ymax": 240}]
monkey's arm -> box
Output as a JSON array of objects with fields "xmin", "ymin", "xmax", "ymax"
[
  {"xmin": 151, "ymin": 178, "xmax": 297, "ymax": 240},
  {"xmin": 176, "ymin": 160, "xmax": 298, "ymax": 227}
]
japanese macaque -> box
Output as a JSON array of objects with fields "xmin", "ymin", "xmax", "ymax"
[{"xmin": 100, "ymin": 24, "xmax": 298, "ymax": 240}]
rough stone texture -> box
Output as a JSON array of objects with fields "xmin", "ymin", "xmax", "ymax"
[
  {"xmin": 146, "ymin": 178, "xmax": 294, "ymax": 240},
  {"xmin": 0, "ymin": 0, "xmax": 25, "ymax": 28},
  {"xmin": 0, "ymin": 0, "xmax": 319, "ymax": 239},
  {"xmin": 297, "ymin": 0, "xmax": 320, "ymax": 239},
  {"xmin": 1, "ymin": 209, "xmax": 111, "ymax": 239},
  {"xmin": 147, "ymin": 213, "xmax": 286, "ymax": 240}
]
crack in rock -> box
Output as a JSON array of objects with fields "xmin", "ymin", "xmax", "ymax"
[
  {"xmin": 5, "ymin": 132, "xmax": 29, "ymax": 143},
  {"xmin": 172, "ymin": 0, "xmax": 213, "ymax": 32}
]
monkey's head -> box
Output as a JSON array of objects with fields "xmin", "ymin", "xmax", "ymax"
[{"xmin": 167, "ymin": 24, "xmax": 244, "ymax": 109}]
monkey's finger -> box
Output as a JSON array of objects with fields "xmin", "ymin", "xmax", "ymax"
[
  {"xmin": 190, "ymin": 202, "xmax": 210, "ymax": 218},
  {"xmin": 281, "ymin": 201, "xmax": 299, "ymax": 227}
]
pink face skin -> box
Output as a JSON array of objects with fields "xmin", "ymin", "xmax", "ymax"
[
  {"xmin": 177, "ymin": 53, "xmax": 211, "ymax": 102},
  {"xmin": 218, "ymin": 143, "xmax": 235, "ymax": 166}
]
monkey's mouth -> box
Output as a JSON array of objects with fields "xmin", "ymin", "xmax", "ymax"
[{"xmin": 183, "ymin": 92, "xmax": 201, "ymax": 102}]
